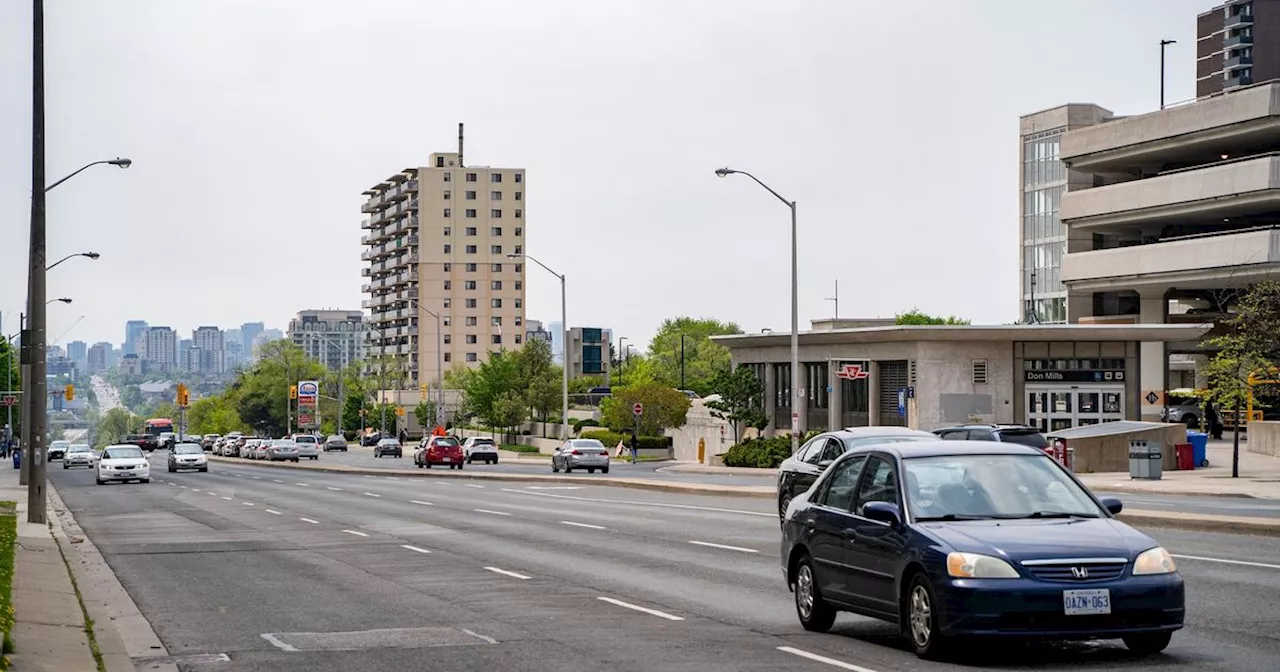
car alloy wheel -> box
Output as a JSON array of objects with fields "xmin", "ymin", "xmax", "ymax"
[
  {"xmin": 793, "ymin": 555, "xmax": 835, "ymax": 632},
  {"xmin": 906, "ymin": 574, "xmax": 949, "ymax": 659}
]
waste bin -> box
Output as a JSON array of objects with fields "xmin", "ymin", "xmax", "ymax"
[
  {"xmin": 1186, "ymin": 431, "xmax": 1208, "ymax": 468},
  {"xmin": 1128, "ymin": 439, "xmax": 1163, "ymax": 480},
  {"xmin": 11, "ymin": 449, "xmax": 19, "ymax": 470},
  {"xmin": 1174, "ymin": 443, "xmax": 1195, "ymax": 471}
]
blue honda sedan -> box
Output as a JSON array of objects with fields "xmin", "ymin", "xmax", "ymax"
[{"xmin": 780, "ymin": 441, "xmax": 1183, "ymax": 660}]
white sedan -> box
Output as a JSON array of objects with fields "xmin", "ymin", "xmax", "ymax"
[{"xmin": 96, "ymin": 444, "xmax": 151, "ymax": 485}]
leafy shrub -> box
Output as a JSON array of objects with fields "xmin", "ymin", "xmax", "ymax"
[
  {"xmin": 572, "ymin": 418, "xmax": 600, "ymax": 431},
  {"xmin": 501, "ymin": 444, "xmax": 541, "ymax": 453},
  {"xmin": 579, "ymin": 429, "xmax": 668, "ymax": 450},
  {"xmin": 722, "ymin": 436, "xmax": 793, "ymax": 468}
]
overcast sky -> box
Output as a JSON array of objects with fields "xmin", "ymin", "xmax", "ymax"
[{"xmin": 0, "ymin": 0, "xmax": 1209, "ymax": 349}]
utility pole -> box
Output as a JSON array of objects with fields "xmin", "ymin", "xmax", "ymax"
[
  {"xmin": 679, "ymin": 334, "xmax": 686, "ymax": 389},
  {"xmin": 1160, "ymin": 39, "xmax": 1176, "ymax": 109},
  {"xmin": 27, "ymin": 0, "xmax": 49, "ymax": 523}
]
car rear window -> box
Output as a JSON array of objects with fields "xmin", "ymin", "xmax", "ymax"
[
  {"xmin": 294, "ymin": 435, "xmax": 317, "ymax": 443},
  {"xmin": 472, "ymin": 438, "xmax": 495, "ymax": 445},
  {"xmin": 433, "ymin": 438, "xmax": 460, "ymax": 447},
  {"xmin": 998, "ymin": 429, "xmax": 1048, "ymax": 448}
]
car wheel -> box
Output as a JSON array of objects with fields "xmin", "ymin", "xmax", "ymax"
[
  {"xmin": 1122, "ymin": 632, "xmax": 1173, "ymax": 656},
  {"xmin": 168, "ymin": 466, "xmax": 175, "ymax": 473},
  {"xmin": 199, "ymin": 467, "xmax": 208, "ymax": 472},
  {"xmin": 458, "ymin": 462, "xmax": 464, "ymax": 470},
  {"xmin": 95, "ymin": 478, "xmax": 104, "ymax": 485},
  {"xmin": 1183, "ymin": 415, "xmax": 1199, "ymax": 428},
  {"xmin": 62, "ymin": 463, "xmax": 68, "ymax": 470},
  {"xmin": 587, "ymin": 468, "xmax": 595, "ymax": 474},
  {"xmin": 141, "ymin": 478, "xmax": 151, "ymax": 484},
  {"xmin": 601, "ymin": 466, "xmax": 609, "ymax": 474},
  {"xmin": 793, "ymin": 554, "xmax": 836, "ymax": 633},
  {"xmin": 905, "ymin": 573, "xmax": 950, "ymax": 660},
  {"xmin": 779, "ymin": 492, "xmax": 793, "ymax": 520}
]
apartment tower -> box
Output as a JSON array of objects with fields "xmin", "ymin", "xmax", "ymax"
[
  {"xmin": 360, "ymin": 129, "xmax": 527, "ymax": 389},
  {"xmin": 289, "ymin": 309, "xmax": 366, "ymax": 371},
  {"xmin": 1197, "ymin": 0, "xmax": 1280, "ymax": 99}
]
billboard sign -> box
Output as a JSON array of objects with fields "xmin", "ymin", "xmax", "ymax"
[{"xmin": 297, "ymin": 380, "xmax": 319, "ymax": 428}]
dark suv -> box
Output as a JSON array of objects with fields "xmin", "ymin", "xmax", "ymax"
[{"xmin": 932, "ymin": 424, "xmax": 1049, "ymax": 450}]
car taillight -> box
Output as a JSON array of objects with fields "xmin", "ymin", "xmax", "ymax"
[{"xmin": 571, "ymin": 450, "xmax": 581, "ymax": 455}]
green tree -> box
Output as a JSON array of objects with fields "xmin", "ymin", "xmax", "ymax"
[
  {"xmin": 706, "ymin": 367, "xmax": 766, "ymax": 444},
  {"xmin": 1201, "ymin": 280, "xmax": 1280, "ymax": 477},
  {"xmin": 233, "ymin": 339, "xmax": 327, "ymax": 436},
  {"xmin": 94, "ymin": 407, "xmax": 142, "ymax": 448},
  {"xmin": 512, "ymin": 338, "xmax": 561, "ymax": 420},
  {"xmin": 600, "ymin": 381, "xmax": 691, "ymax": 435},
  {"xmin": 460, "ymin": 350, "xmax": 524, "ymax": 428},
  {"xmin": 490, "ymin": 391, "xmax": 527, "ymax": 442},
  {"xmin": 644, "ymin": 317, "xmax": 742, "ymax": 396},
  {"xmin": 895, "ymin": 308, "xmax": 970, "ymax": 325},
  {"xmin": 0, "ymin": 338, "xmax": 21, "ymax": 437},
  {"xmin": 188, "ymin": 396, "xmax": 243, "ymax": 435}
]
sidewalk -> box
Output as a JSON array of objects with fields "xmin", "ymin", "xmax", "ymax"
[
  {"xmin": 1075, "ymin": 439, "xmax": 1280, "ymax": 499},
  {"xmin": 0, "ymin": 466, "xmax": 97, "ymax": 671}
]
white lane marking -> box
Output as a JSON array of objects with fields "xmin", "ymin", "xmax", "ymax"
[
  {"xmin": 207, "ymin": 492, "xmax": 217, "ymax": 496},
  {"xmin": 500, "ymin": 488, "xmax": 774, "ymax": 518},
  {"xmin": 363, "ymin": 492, "xmax": 381, "ymax": 498},
  {"xmin": 460, "ymin": 628, "xmax": 497, "ymax": 644},
  {"xmin": 191, "ymin": 489, "xmax": 201, "ymax": 493},
  {"xmin": 364, "ymin": 475, "xmax": 376, "ymax": 479},
  {"xmin": 464, "ymin": 484, "xmax": 485, "ymax": 489},
  {"xmin": 384, "ymin": 477, "xmax": 399, "ymax": 480},
  {"xmin": 295, "ymin": 483, "xmax": 309, "ymax": 487},
  {"xmin": 561, "ymin": 521, "xmax": 606, "ymax": 530},
  {"xmin": 252, "ymin": 476, "xmax": 261, "ymax": 480},
  {"xmin": 300, "ymin": 518, "xmax": 319, "ymax": 524},
  {"xmin": 327, "ymin": 486, "xmax": 342, "ymax": 491},
  {"xmin": 221, "ymin": 497, "xmax": 232, "ymax": 501},
  {"xmin": 596, "ymin": 596, "xmax": 683, "ymax": 621},
  {"xmin": 273, "ymin": 479, "xmax": 284, "ymax": 483},
  {"xmin": 235, "ymin": 474, "xmax": 243, "ymax": 478},
  {"xmin": 777, "ymin": 646, "xmax": 878, "ymax": 672},
  {"xmin": 401, "ymin": 544, "xmax": 432, "ymax": 554},
  {"xmin": 1172, "ymin": 554, "xmax": 1280, "ymax": 571},
  {"xmin": 432, "ymin": 480, "xmax": 451, "ymax": 485},
  {"xmin": 266, "ymin": 509, "xmax": 282, "ymax": 515},
  {"xmin": 342, "ymin": 530, "xmax": 369, "ymax": 537},
  {"xmin": 689, "ymin": 540, "xmax": 759, "ymax": 554},
  {"xmin": 260, "ymin": 633, "xmax": 297, "ymax": 652},
  {"xmin": 243, "ymin": 502, "xmax": 255, "ymax": 507},
  {"xmin": 474, "ymin": 509, "xmax": 511, "ymax": 516},
  {"xmin": 483, "ymin": 566, "xmax": 530, "ymax": 580},
  {"xmin": 410, "ymin": 500, "xmax": 434, "ymax": 506}
]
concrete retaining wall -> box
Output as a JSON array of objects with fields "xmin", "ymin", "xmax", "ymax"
[{"xmin": 1248, "ymin": 421, "xmax": 1280, "ymax": 458}]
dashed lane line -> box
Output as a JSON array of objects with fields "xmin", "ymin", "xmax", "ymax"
[
  {"xmin": 342, "ymin": 530, "xmax": 369, "ymax": 537},
  {"xmin": 401, "ymin": 545, "xmax": 432, "ymax": 554},
  {"xmin": 363, "ymin": 492, "xmax": 381, "ymax": 498},
  {"xmin": 561, "ymin": 521, "xmax": 607, "ymax": 530},
  {"xmin": 776, "ymin": 647, "xmax": 878, "ymax": 672},
  {"xmin": 410, "ymin": 500, "xmax": 434, "ymax": 506},
  {"xmin": 474, "ymin": 509, "xmax": 511, "ymax": 517},
  {"xmin": 300, "ymin": 518, "xmax": 319, "ymax": 524},
  {"xmin": 483, "ymin": 566, "xmax": 530, "ymax": 580},
  {"xmin": 596, "ymin": 597, "xmax": 683, "ymax": 621},
  {"xmin": 266, "ymin": 510, "xmax": 282, "ymax": 515},
  {"xmin": 688, "ymin": 540, "xmax": 759, "ymax": 554}
]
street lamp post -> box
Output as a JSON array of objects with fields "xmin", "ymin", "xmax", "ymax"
[
  {"xmin": 715, "ymin": 167, "xmax": 801, "ymax": 454},
  {"xmin": 617, "ymin": 337, "xmax": 626, "ymax": 386},
  {"xmin": 508, "ymin": 253, "xmax": 569, "ymax": 441},
  {"xmin": 20, "ymin": 298, "xmax": 72, "ymax": 486}
]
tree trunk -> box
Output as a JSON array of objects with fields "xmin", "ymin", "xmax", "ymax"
[{"xmin": 1232, "ymin": 396, "xmax": 1241, "ymax": 478}]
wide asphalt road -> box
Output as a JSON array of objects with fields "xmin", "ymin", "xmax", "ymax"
[
  {"xmin": 51, "ymin": 454, "xmax": 1280, "ymax": 672},
  {"xmin": 230, "ymin": 447, "xmax": 1280, "ymax": 519}
]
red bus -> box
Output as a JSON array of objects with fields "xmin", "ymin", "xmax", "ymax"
[{"xmin": 145, "ymin": 418, "xmax": 174, "ymax": 437}]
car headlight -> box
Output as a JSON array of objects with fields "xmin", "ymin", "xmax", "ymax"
[
  {"xmin": 946, "ymin": 552, "xmax": 1020, "ymax": 579},
  {"xmin": 1133, "ymin": 547, "xmax": 1177, "ymax": 575}
]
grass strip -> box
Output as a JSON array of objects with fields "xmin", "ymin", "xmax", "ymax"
[
  {"xmin": 0, "ymin": 502, "xmax": 14, "ymax": 670},
  {"xmin": 50, "ymin": 521, "xmax": 106, "ymax": 672}
]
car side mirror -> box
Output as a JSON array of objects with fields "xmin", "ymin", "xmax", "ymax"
[
  {"xmin": 863, "ymin": 501, "xmax": 903, "ymax": 527},
  {"xmin": 1098, "ymin": 496, "xmax": 1123, "ymax": 515},
  {"xmin": 817, "ymin": 459, "xmax": 835, "ymax": 470}
]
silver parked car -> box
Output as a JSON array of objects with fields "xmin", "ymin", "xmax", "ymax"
[
  {"xmin": 62, "ymin": 444, "xmax": 94, "ymax": 469},
  {"xmin": 551, "ymin": 439, "xmax": 610, "ymax": 474},
  {"xmin": 291, "ymin": 434, "xmax": 320, "ymax": 460},
  {"xmin": 266, "ymin": 439, "xmax": 300, "ymax": 462},
  {"xmin": 323, "ymin": 435, "xmax": 347, "ymax": 452}
]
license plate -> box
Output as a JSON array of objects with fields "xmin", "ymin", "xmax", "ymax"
[
  {"xmin": 442, "ymin": 457, "xmax": 451, "ymax": 462},
  {"xmin": 1063, "ymin": 589, "xmax": 1111, "ymax": 615}
]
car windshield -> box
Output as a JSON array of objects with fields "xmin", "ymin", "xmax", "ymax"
[
  {"xmin": 904, "ymin": 454, "xmax": 1102, "ymax": 521},
  {"xmin": 68, "ymin": 445, "xmax": 91, "ymax": 453},
  {"xmin": 104, "ymin": 446, "xmax": 144, "ymax": 460},
  {"xmin": 173, "ymin": 444, "xmax": 203, "ymax": 454},
  {"xmin": 997, "ymin": 428, "xmax": 1049, "ymax": 448},
  {"xmin": 842, "ymin": 435, "xmax": 933, "ymax": 449}
]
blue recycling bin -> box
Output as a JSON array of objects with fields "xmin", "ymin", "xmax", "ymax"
[
  {"xmin": 11, "ymin": 449, "xmax": 19, "ymax": 470},
  {"xmin": 1186, "ymin": 431, "xmax": 1208, "ymax": 468}
]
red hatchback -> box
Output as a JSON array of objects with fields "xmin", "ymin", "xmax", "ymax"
[{"xmin": 415, "ymin": 436, "xmax": 464, "ymax": 469}]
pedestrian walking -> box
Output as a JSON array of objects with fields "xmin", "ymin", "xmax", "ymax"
[{"xmin": 629, "ymin": 431, "xmax": 639, "ymax": 464}]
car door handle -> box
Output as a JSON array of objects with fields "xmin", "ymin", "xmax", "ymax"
[
  {"xmin": 842, "ymin": 528, "xmax": 858, "ymax": 542},
  {"xmin": 803, "ymin": 519, "xmax": 816, "ymax": 533}
]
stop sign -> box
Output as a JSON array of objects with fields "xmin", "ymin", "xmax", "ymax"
[{"xmin": 633, "ymin": 403, "xmax": 643, "ymax": 416}]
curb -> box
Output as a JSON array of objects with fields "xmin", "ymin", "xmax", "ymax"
[
  {"xmin": 205, "ymin": 455, "xmax": 775, "ymax": 499},
  {"xmin": 1083, "ymin": 483, "xmax": 1265, "ymax": 499},
  {"xmin": 47, "ymin": 483, "xmax": 179, "ymax": 672},
  {"xmin": 1117, "ymin": 509, "xmax": 1280, "ymax": 537},
  {"xmin": 656, "ymin": 465, "xmax": 778, "ymax": 478}
]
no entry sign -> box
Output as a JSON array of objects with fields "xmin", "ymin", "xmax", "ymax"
[{"xmin": 633, "ymin": 403, "xmax": 643, "ymax": 416}]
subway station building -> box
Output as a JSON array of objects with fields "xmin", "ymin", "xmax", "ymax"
[{"xmin": 712, "ymin": 319, "xmax": 1211, "ymax": 435}]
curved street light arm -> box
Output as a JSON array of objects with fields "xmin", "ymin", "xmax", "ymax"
[
  {"xmin": 45, "ymin": 251, "xmax": 99, "ymax": 271},
  {"xmin": 46, "ymin": 158, "xmax": 129, "ymax": 193}
]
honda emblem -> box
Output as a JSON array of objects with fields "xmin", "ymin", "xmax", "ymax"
[{"xmin": 1071, "ymin": 567, "xmax": 1089, "ymax": 579}]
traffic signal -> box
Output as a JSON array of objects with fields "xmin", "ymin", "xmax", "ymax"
[
  {"xmin": 176, "ymin": 384, "xmax": 189, "ymax": 407},
  {"xmin": 64, "ymin": 384, "xmax": 74, "ymax": 401},
  {"xmin": 289, "ymin": 385, "xmax": 298, "ymax": 400}
]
